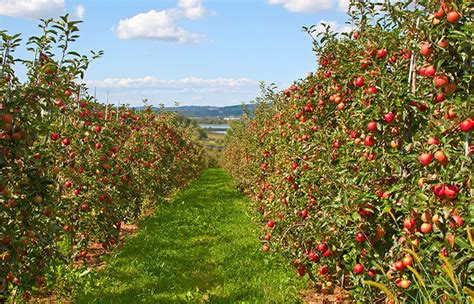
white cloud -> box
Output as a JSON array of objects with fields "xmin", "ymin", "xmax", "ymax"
[
  {"xmin": 74, "ymin": 4, "xmax": 85, "ymax": 20},
  {"xmin": 115, "ymin": 0, "xmax": 208, "ymax": 43},
  {"xmin": 177, "ymin": 0, "xmax": 207, "ymax": 20},
  {"xmin": 84, "ymin": 76, "xmax": 258, "ymax": 90},
  {"xmin": 268, "ymin": 0, "xmax": 332, "ymax": 12},
  {"xmin": 83, "ymin": 76, "xmax": 259, "ymax": 107},
  {"xmin": 116, "ymin": 10, "xmax": 203, "ymax": 42},
  {"xmin": 337, "ymin": 0, "xmax": 350, "ymax": 12},
  {"xmin": 0, "ymin": 0, "xmax": 64, "ymax": 19}
]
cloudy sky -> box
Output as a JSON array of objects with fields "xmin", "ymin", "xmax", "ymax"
[{"xmin": 0, "ymin": 0, "xmax": 351, "ymax": 107}]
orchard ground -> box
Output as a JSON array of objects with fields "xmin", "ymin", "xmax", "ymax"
[{"xmin": 73, "ymin": 168, "xmax": 313, "ymax": 303}]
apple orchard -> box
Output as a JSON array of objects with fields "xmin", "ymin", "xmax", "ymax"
[
  {"xmin": 224, "ymin": 0, "xmax": 472, "ymax": 302},
  {"xmin": 1, "ymin": 0, "xmax": 473, "ymax": 303}
]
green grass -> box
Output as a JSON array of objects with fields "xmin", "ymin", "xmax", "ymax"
[{"xmin": 74, "ymin": 168, "xmax": 304, "ymax": 303}]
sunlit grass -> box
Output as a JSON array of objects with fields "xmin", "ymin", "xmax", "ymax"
[{"xmin": 74, "ymin": 168, "xmax": 304, "ymax": 303}]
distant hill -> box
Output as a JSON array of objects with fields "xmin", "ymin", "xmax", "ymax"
[{"xmin": 132, "ymin": 104, "xmax": 255, "ymax": 117}]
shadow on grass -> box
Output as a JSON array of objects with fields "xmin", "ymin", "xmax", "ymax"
[{"xmin": 75, "ymin": 169, "xmax": 303, "ymax": 303}]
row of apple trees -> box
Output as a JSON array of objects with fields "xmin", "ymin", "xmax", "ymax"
[
  {"xmin": 0, "ymin": 16, "xmax": 208, "ymax": 301},
  {"xmin": 224, "ymin": 0, "xmax": 472, "ymax": 302}
]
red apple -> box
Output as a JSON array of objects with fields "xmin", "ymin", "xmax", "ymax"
[
  {"xmin": 446, "ymin": 11, "xmax": 460, "ymax": 24},
  {"xmin": 427, "ymin": 137, "xmax": 439, "ymax": 145},
  {"xmin": 355, "ymin": 232, "xmax": 366, "ymax": 242},
  {"xmin": 420, "ymin": 223, "xmax": 432, "ymax": 234},
  {"xmin": 317, "ymin": 243, "xmax": 327, "ymax": 252},
  {"xmin": 377, "ymin": 49, "xmax": 387, "ymax": 58},
  {"xmin": 62, "ymin": 138, "xmax": 70, "ymax": 146},
  {"xmin": 420, "ymin": 43, "xmax": 433, "ymax": 56},
  {"xmin": 367, "ymin": 121, "xmax": 377, "ymax": 131},
  {"xmin": 319, "ymin": 266, "xmax": 328, "ymax": 275},
  {"xmin": 364, "ymin": 136, "xmax": 374, "ymax": 147},
  {"xmin": 308, "ymin": 250, "xmax": 319, "ymax": 261},
  {"xmin": 445, "ymin": 185, "xmax": 459, "ymax": 199},
  {"xmin": 383, "ymin": 112, "xmax": 395, "ymax": 123},
  {"xmin": 424, "ymin": 65, "xmax": 436, "ymax": 77},
  {"xmin": 394, "ymin": 260, "xmax": 405, "ymax": 271},
  {"xmin": 419, "ymin": 153, "xmax": 433, "ymax": 165},
  {"xmin": 460, "ymin": 118, "xmax": 473, "ymax": 132},
  {"xmin": 354, "ymin": 263, "xmax": 364, "ymax": 274},
  {"xmin": 354, "ymin": 76, "xmax": 364, "ymax": 87},
  {"xmin": 434, "ymin": 75, "xmax": 449, "ymax": 88}
]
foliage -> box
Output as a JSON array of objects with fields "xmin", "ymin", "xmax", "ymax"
[
  {"xmin": 223, "ymin": 0, "xmax": 473, "ymax": 302},
  {"xmin": 0, "ymin": 15, "xmax": 207, "ymax": 301}
]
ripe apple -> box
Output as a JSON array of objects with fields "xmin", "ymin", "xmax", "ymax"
[
  {"xmin": 2, "ymin": 113, "xmax": 13, "ymax": 124},
  {"xmin": 420, "ymin": 43, "xmax": 433, "ymax": 56},
  {"xmin": 446, "ymin": 11, "xmax": 460, "ymax": 23},
  {"xmin": 322, "ymin": 249, "xmax": 331, "ymax": 257},
  {"xmin": 394, "ymin": 260, "xmax": 405, "ymax": 271},
  {"xmin": 420, "ymin": 223, "xmax": 432, "ymax": 234},
  {"xmin": 367, "ymin": 121, "xmax": 377, "ymax": 131},
  {"xmin": 364, "ymin": 136, "xmax": 374, "ymax": 146},
  {"xmin": 354, "ymin": 263, "xmax": 364, "ymax": 274},
  {"xmin": 319, "ymin": 266, "xmax": 328, "ymax": 275},
  {"xmin": 404, "ymin": 218, "xmax": 416, "ymax": 230},
  {"xmin": 434, "ymin": 150, "xmax": 447, "ymax": 164},
  {"xmin": 419, "ymin": 152, "xmax": 433, "ymax": 165},
  {"xmin": 460, "ymin": 118, "xmax": 473, "ymax": 132},
  {"xmin": 355, "ymin": 232, "xmax": 365, "ymax": 242},
  {"xmin": 308, "ymin": 251, "xmax": 319, "ymax": 261},
  {"xmin": 433, "ymin": 184, "xmax": 445, "ymax": 198},
  {"xmin": 367, "ymin": 86, "xmax": 377, "ymax": 94},
  {"xmin": 424, "ymin": 65, "xmax": 436, "ymax": 77},
  {"xmin": 437, "ymin": 39, "xmax": 448, "ymax": 49},
  {"xmin": 399, "ymin": 279, "xmax": 411, "ymax": 289},
  {"xmin": 434, "ymin": 75, "xmax": 449, "ymax": 88},
  {"xmin": 434, "ymin": 92, "xmax": 445, "ymax": 102},
  {"xmin": 267, "ymin": 220, "xmax": 275, "ymax": 228},
  {"xmin": 383, "ymin": 112, "xmax": 395, "ymax": 123},
  {"xmin": 427, "ymin": 137, "xmax": 439, "ymax": 145},
  {"xmin": 444, "ymin": 185, "xmax": 459, "ymax": 199},
  {"xmin": 377, "ymin": 49, "xmax": 387, "ymax": 58},
  {"xmin": 317, "ymin": 243, "xmax": 327, "ymax": 252},
  {"xmin": 402, "ymin": 255, "xmax": 413, "ymax": 267},
  {"xmin": 354, "ymin": 76, "xmax": 364, "ymax": 87},
  {"xmin": 62, "ymin": 138, "xmax": 70, "ymax": 146}
]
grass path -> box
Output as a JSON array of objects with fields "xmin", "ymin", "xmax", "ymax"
[{"xmin": 75, "ymin": 168, "xmax": 304, "ymax": 303}]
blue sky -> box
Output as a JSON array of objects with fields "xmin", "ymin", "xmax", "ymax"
[{"xmin": 0, "ymin": 0, "xmax": 351, "ymax": 107}]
